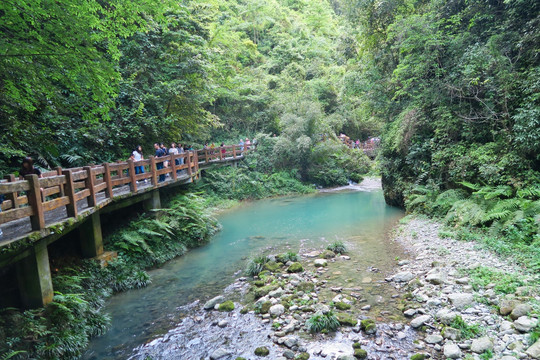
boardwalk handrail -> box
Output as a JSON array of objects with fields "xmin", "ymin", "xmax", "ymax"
[{"xmin": 0, "ymin": 144, "xmax": 247, "ymax": 232}]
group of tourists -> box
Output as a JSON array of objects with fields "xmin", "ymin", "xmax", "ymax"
[
  {"xmin": 338, "ymin": 133, "xmax": 380, "ymax": 150},
  {"xmin": 129, "ymin": 143, "xmax": 191, "ymax": 183}
]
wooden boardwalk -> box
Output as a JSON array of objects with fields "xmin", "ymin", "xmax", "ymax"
[{"xmin": 0, "ymin": 146, "xmax": 245, "ymax": 250}]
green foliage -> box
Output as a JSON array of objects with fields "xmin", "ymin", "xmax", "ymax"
[
  {"xmin": 246, "ymin": 256, "xmax": 270, "ymax": 277},
  {"xmin": 326, "ymin": 241, "xmax": 347, "ymax": 255},
  {"xmin": 449, "ymin": 315, "xmax": 482, "ymax": 340},
  {"xmin": 305, "ymin": 311, "xmax": 340, "ymax": 333},
  {"xmin": 466, "ymin": 267, "xmax": 524, "ymax": 295},
  {"xmin": 199, "ymin": 163, "xmax": 314, "ymax": 201},
  {"xmin": 276, "ymin": 252, "xmax": 300, "ymax": 263}
]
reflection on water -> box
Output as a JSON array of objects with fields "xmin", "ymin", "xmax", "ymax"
[{"xmin": 83, "ymin": 189, "xmax": 404, "ymax": 360}]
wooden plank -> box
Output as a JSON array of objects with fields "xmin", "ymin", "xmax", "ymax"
[
  {"xmin": 111, "ymin": 177, "xmax": 131, "ymax": 187},
  {"xmin": 42, "ymin": 196, "xmax": 70, "ymax": 212},
  {"xmin": 25, "ymin": 174, "xmax": 45, "ymax": 230},
  {"xmin": 74, "ymin": 188, "xmax": 91, "ymax": 202},
  {"xmin": 233, "ymin": 145, "xmax": 237, "ymax": 158},
  {"xmin": 187, "ymin": 152, "xmax": 192, "ymax": 177},
  {"xmin": 63, "ymin": 170, "xmax": 78, "ymax": 217},
  {"xmin": 0, "ymin": 180, "xmax": 30, "ymax": 193},
  {"xmin": 92, "ymin": 166, "xmax": 105, "ymax": 175},
  {"xmin": 72, "ymin": 170, "xmax": 88, "ymax": 181},
  {"xmin": 17, "ymin": 196, "xmax": 28, "ymax": 206},
  {"xmin": 84, "ymin": 166, "xmax": 97, "ymax": 207},
  {"xmin": 0, "ymin": 206, "xmax": 33, "ymax": 225},
  {"xmin": 73, "ymin": 182, "xmax": 86, "ymax": 190},
  {"xmin": 103, "ymin": 163, "xmax": 113, "ymax": 199},
  {"xmin": 39, "ymin": 175, "xmax": 66, "ymax": 188},
  {"xmin": 42, "ymin": 187, "xmax": 61, "ymax": 198},
  {"xmin": 94, "ymin": 182, "xmax": 107, "ymax": 193},
  {"xmin": 1, "ymin": 199, "xmax": 12, "ymax": 211},
  {"xmin": 127, "ymin": 160, "xmax": 137, "ymax": 193}
]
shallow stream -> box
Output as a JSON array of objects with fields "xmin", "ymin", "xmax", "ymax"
[{"xmin": 82, "ymin": 183, "xmax": 406, "ymax": 359}]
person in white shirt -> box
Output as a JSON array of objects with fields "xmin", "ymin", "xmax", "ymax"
[{"xmin": 131, "ymin": 145, "xmax": 144, "ymax": 174}]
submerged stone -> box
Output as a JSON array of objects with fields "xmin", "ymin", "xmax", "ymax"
[{"xmin": 320, "ymin": 250, "xmax": 336, "ymax": 259}]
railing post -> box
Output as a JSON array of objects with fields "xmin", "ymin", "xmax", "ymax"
[
  {"xmin": 187, "ymin": 152, "xmax": 192, "ymax": 177},
  {"xmin": 4, "ymin": 174, "xmax": 19, "ymax": 209},
  {"xmin": 103, "ymin": 163, "xmax": 113, "ymax": 199},
  {"xmin": 149, "ymin": 156, "xmax": 158, "ymax": 186},
  {"xmin": 194, "ymin": 151, "xmax": 200, "ymax": 178},
  {"xmin": 55, "ymin": 167, "xmax": 65, "ymax": 197},
  {"xmin": 63, "ymin": 170, "xmax": 78, "ymax": 217},
  {"xmin": 170, "ymin": 154, "xmax": 177, "ymax": 181},
  {"xmin": 84, "ymin": 166, "xmax": 97, "ymax": 207},
  {"xmin": 205, "ymin": 149, "xmax": 209, "ymax": 163},
  {"xmin": 219, "ymin": 147, "xmax": 223, "ymax": 161},
  {"xmin": 233, "ymin": 145, "xmax": 237, "ymax": 158},
  {"xmin": 127, "ymin": 160, "xmax": 137, "ymax": 193},
  {"xmin": 25, "ymin": 174, "xmax": 45, "ymax": 230}
]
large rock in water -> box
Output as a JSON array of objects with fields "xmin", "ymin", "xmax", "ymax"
[{"xmin": 203, "ymin": 295, "xmax": 224, "ymax": 310}]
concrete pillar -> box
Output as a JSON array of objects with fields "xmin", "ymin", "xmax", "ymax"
[
  {"xmin": 16, "ymin": 240, "xmax": 53, "ymax": 308},
  {"xmin": 80, "ymin": 212, "xmax": 103, "ymax": 258},
  {"xmin": 143, "ymin": 189, "xmax": 161, "ymax": 212}
]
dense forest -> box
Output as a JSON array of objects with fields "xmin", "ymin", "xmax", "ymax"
[{"xmin": 1, "ymin": 0, "xmax": 539, "ymax": 358}]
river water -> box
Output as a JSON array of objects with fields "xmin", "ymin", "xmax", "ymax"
[{"xmin": 82, "ymin": 183, "xmax": 405, "ymax": 359}]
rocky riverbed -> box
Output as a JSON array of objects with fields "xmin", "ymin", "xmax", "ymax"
[{"xmin": 131, "ymin": 216, "xmax": 539, "ymax": 360}]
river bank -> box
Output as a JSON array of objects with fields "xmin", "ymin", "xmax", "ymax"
[{"xmin": 130, "ymin": 201, "xmax": 539, "ymax": 360}]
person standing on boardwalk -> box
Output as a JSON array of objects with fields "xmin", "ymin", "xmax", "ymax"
[
  {"xmin": 131, "ymin": 145, "xmax": 144, "ymax": 174},
  {"xmin": 154, "ymin": 143, "xmax": 166, "ymax": 182},
  {"xmin": 239, "ymin": 139, "xmax": 244, "ymax": 153},
  {"xmin": 19, "ymin": 157, "xmax": 42, "ymax": 180},
  {"xmin": 220, "ymin": 142, "xmax": 226, "ymax": 159}
]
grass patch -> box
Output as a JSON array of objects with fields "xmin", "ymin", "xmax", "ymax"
[
  {"xmin": 326, "ymin": 241, "xmax": 347, "ymax": 254},
  {"xmin": 306, "ymin": 312, "xmax": 340, "ymax": 333},
  {"xmin": 245, "ymin": 255, "xmax": 270, "ymax": 277},
  {"xmin": 449, "ymin": 315, "xmax": 482, "ymax": 339},
  {"xmin": 465, "ymin": 266, "xmax": 525, "ymax": 295}
]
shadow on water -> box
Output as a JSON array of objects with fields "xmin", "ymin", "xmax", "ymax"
[{"xmin": 82, "ymin": 188, "xmax": 404, "ymax": 359}]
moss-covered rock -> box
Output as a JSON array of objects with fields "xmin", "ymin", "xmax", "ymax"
[
  {"xmin": 336, "ymin": 312, "xmax": 358, "ymax": 326},
  {"xmin": 320, "ymin": 249, "xmax": 336, "ymax": 259},
  {"xmin": 410, "ymin": 354, "xmax": 426, "ymax": 360},
  {"xmin": 335, "ymin": 301, "xmax": 351, "ymax": 310},
  {"xmin": 296, "ymin": 352, "xmax": 310, "ymax": 360},
  {"xmin": 254, "ymin": 285, "xmax": 278, "ymax": 298},
  {"xmin": 352, "ymin": 342, "xmax": 362, "ymax": 349},
  {"xmin": 360, "ymin": 319, "xmax": 376, "ymax": 334},
  {"xmin": 264, "ymin": 261, "xmax": 281, "ymax": 272},
  {"xmin": 254, "ymin": 346, "xmax": 270, "ymax": 356},
  {"xmin": 253, "ymin": 280, "xmax": 265, "ymax": 287},
  {"xmin": 218, "ymin": 300, "xmax": 235, "ymax": 312},
  {"xmin": 260, "ymin": 301, "xmax": 272, "ymax": 314},
  {"xmin": 297, "ymin": 282, "xmax": 315, "ymax": 292},
  {"xmin": 287, "ymin": 262, "xmax": 303, "ymax": 273},
  {"xmin": 240, "ymin": 307, "xmax": 249, "ymax": 314},
  {"xmin": 235, "ymin": 358, "xmax": 247, "ymax": 360},
  {"xmin": 354, "ymin": 349, "xmax": 367, "ymax": 359}
]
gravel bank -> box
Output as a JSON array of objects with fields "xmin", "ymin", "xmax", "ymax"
[{"xmin": 389, "ymin": 217, "xmax": 540, "ymax": 359}]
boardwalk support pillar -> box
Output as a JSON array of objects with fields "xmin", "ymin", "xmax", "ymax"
[
  {"xmin": 79, "ymin": 212, "xmax": 103, "ymax": 258},
  {"xmin": 16, "ymin": 240, "xmax": 53, "ymax": 308},
  {"xmin": 144, "ymin": 189, "xmax": 161, "ymax": 212}
]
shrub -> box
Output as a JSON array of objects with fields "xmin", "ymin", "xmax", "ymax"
[
  {"xmin": 449, "ymin": 315, "xmax": 481, "ymax": 339},
  {"xmin": 327, "ymin": 241, "xmax": 346, "ymax": 254},
  {"xmin": 306, "ymin": 311, "xmax": 340, "ymax": 333},
  {"xmin": 246, "ymin": 256, "xmax": 270, "ymax": 277}
]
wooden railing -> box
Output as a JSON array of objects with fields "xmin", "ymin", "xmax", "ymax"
[{"xmin": 0, "ymin": 145, "xmax": 246, "ymax": 234}]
